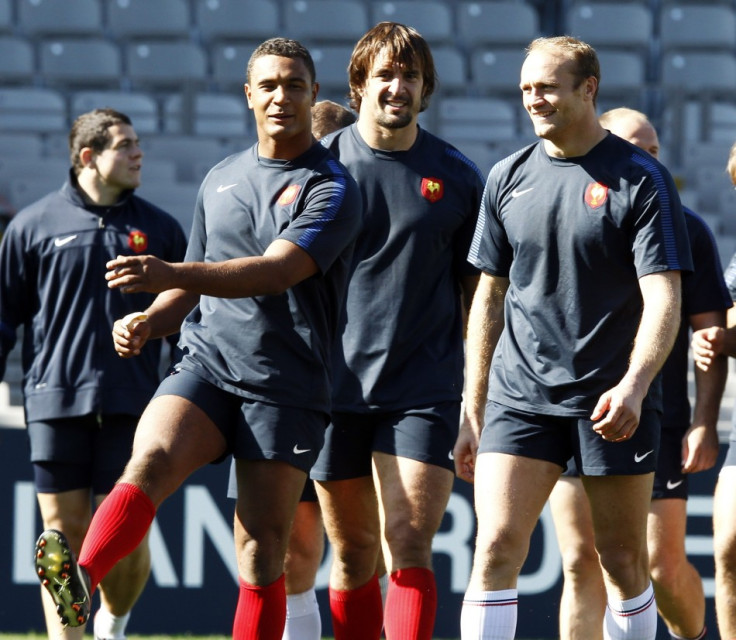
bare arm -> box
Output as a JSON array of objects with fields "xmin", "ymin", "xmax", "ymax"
[
  {"xmin": 460, "ymin": 273, "xmax": 480, "ymax": 336},
  {"xmin": 692, "ymin": 303, "xmax": 736, "ymax": 369},
  {"xmin": 683, "ymin": 308, "xmax": 727, "ymax": 473},
  {"xmin": 591, "ymin": 270, "xmax": 682, "ymax": 441},
  {"xmin": 112, "ymin": 289, "xmax": 199, "ymax": 358},
  {"xmin": 106, "ymin": 239, "xmax": 319, "ymax": 298},
  {"xmin": 454, "ymin": 272, "xmax": 509, "ymax": 482}
]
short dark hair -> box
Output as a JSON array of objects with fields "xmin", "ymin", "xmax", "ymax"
[
  {"xmin": 348, "ymin": 22, "xmax": 436, "ymax": 113},
  {"xmin": 311, "ymin": 100, "xmax": 356, "ymax": 139},
  {"xmin": 526, "ymin": 36, "xmax": 601, "ymax": 104},
  {"xmin": 69, "ymin": 108, "xmax": 132, "ymax": 175},
  {"xmin": 247, "ymin": 37, "xmax": 316, "ymax": 85}
]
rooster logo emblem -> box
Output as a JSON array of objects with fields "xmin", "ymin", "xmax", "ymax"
[
  {"xmin": 584, "ymin": 182, "xmax": 608, "ymax": 209},
  {"xmin": 421, "ymin": 177, "xmax": 444, "ymax": 203},
  {"xmin": 128, "ymin": 230, "xmax": 148, "ymax": 253}
]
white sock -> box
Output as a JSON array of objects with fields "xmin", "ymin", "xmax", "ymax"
[
  {"xmin": 94, "ymin": 605, "xmax": 130, "ymax": 640},
  {"xmin": 378, "ymin": 572, "xmax": 389, "ymax": 607},
  {"xmin": 604, "ymin": 582, "xmax": 657, "ymax": 640},
  {"xmin": 460, "ymin": 589, "xmax": 517, "ymax": 640},
  {"xmin": 283, "ymin": 588, "xmax": 321, "ymax": 640}
]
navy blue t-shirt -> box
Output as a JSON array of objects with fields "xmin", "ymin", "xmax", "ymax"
[
  {"xmin": 177, "ymin": 142, "xmax": 362, "ymax": 414},
  {"xmin": 470, "ymin": 134, "xmax": 693, "ymax": 416},
  {"xmin": 662, "ymin": 208, "xmax": 731, "ymax": 430},
  {"xmin": 323, "ymin": 124, "xmax": 484, "ymax": 412}
]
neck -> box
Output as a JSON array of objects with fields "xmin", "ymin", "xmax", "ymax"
[
  {"xmin": 257, "ymin": 132, "xmax": 315, "ymax": 160},
  {"xmin": 356, "ymin": 117, "xmax": 418, "ymax": 152},
  {"xmin": 543, "ymin": 121, "xmax": 608, "ymax": 159},
  {"xmin": 76, "ymin": 172, "xmax": 121, "ymax": 206}
]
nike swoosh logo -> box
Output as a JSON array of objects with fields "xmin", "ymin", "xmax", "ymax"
[
  {"xmin": 293, "ymin": 445, "xmax": 310, "ymax": 455},
  {"xmin": 448, "ymin": 450, "xmax": 455, "ymax": 461},
  {"xmin": 54, "ymin": 235, "xmax": 77, "ymax": 247},
  {"xmin": 634, "ymin": 450, "xmax": 654, "ymax": 463},
  {"xmin": 666, "ymin": 479, "xmax": 684, "ymax": 490},
  {"xmin": 217, "ymin": 183, "xmax": 237, "ymax": 193},
  {"xmin": 511, "ymin": 187, "xmax": 534, "ymax": 198}
]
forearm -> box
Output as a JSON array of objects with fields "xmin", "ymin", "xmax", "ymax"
[
  {"xmin": 144, "ymin": 289, "xmax": 199, "ymax": 339},
  {"xmin": 464, "ymin": 274, "xmax": 508, "ymax": 426},
  {"xmin": 692, "ymin": 353, "xmax": 727, "ymax": 429},
  {"xmin": 623, "ymin": 271, "xmax": 682, "ymax": 393}
]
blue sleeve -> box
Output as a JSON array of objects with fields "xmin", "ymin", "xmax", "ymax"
[{"xmin": 0, "ymin": 222, "xmax": 30, "ymax": 380}]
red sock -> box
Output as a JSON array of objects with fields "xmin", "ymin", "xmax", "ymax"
[
  {"xmin": 329, "ymin": 573, "xmax": 383, "ymax": 640},
  {"xmin": 383, "ymin": 567, "xmax": 437, "ymax": 640},
  {"xmin": 78, "ymin": 482, "xmax": 155, "ymax": 590},
  {"xmin": 232, "ymin": 574, "xmax": 286, "ymax": 640}
]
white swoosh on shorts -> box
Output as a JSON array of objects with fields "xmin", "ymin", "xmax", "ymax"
[{"xmin": 634, "ymin": 450, "xmax": 654, "ymax": 463}]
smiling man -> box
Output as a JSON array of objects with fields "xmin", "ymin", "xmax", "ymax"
[
  {"xmin": 0, "ymin": 108, "xmax": 187, "ymax": 640},
  {"xmin": 310, "ymin": 22, "xmax": 484, "ymax": 640},
  {"xmin": 33, "ymin": 39, "xmax": 362, "ymax": 640},
  {"xmin": 454, "ymin": 37, "xmax": 692, "ymax": 640}
]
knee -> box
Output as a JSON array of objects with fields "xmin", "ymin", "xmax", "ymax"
[
  {"xmin": 597, "ymin": 544, "xmax": 647, "ymax": 584},
  {"xmin": 560, "ymin": 542, "xmax": 602, "ymax": 585},
  {"xmin": 383, "ymin": 522, "xmax": 433, "ymax": 568}
]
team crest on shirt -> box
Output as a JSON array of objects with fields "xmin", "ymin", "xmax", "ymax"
[
  {"xmin": 584, "ymin": 182, "xmax": 608, "ymax": 209},
  {"xmin": 128, "ymin": 230, "xmax": 148, "ymax": 253},
  {"xmin": 421, "ymin": 177, "xmax": 444, "ymax": 203},
  {"xmin": 278, "ymin": 184, "xmax": 301, "ymax": 206}
]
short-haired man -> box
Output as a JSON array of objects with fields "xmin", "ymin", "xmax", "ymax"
[
  {"xmin": 33, "ymin": 38, "xmax": 362, "ymax": 640},
  {"xmin": 549, "ymin": 107, "xmax": 729, "ymax": 640},
  {"xmin": 311, "ymin": 22, "xmax": 484, "ymax": 640},
  {"xmin": 456, "ymin": 37, "xmax": 692, "ymax": 639},
  {"xmin": 0, "ymin": 108, "xmax": 187, "ymax": 640}
]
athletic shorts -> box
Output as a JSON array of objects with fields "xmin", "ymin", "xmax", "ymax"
[
  {"xmin": 310, "ymin": 402, "xmax": 460, "ymax": 482},
  {"xmin": 562, "ymin": 426, "xmax": 687, "ymax": 499},
  {"xmin": 479, "ymin": 401, "xmax": 660, "ymax": 476},
  {"xmin": 226, "ymin": 457, "xmax": 317, "ymax": 502},
  {"xmin": 154, "ymin": 368, "xmax": 328, "ymax": 473},
  {"xmin": 27, "ymin": 414, "xmax": 137, "ymax": 495}
]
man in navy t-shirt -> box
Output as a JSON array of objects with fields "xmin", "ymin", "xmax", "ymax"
[
  {"xmin": 548, "ymin": 107, "xmax": 729, "ymax": 640},
  {"xmin": 456, "ymin": 37, "xmax": 692, "ymax": 640},
  {"xmin": 33, "ymin": 38, "xmax": 362, "ymax": 640},
  {"xmin": 310, "ymin": 21, "xmax": 484, "ymax": 640}
]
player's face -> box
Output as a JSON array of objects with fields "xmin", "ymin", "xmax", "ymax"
[
  {"xmin": 613, "ymin": 121, "xmax": 660, "ymax": 159},
  {"xmin": 245, "ymin": 54, "xmax": 317, "ymax": 148},
  {"xmin": 359, "ymin": 50, "xmax": 423, "ymax": 130},
  {"xmin": 90, "ymin": 123, "xmax": 142, "ymax": 193},
  {"xmin": 520, "ymin": 49, "xmax": 594, "ymax": 144}
]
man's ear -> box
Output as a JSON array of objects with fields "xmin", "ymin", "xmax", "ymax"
[{"xmin": 79, "ymin": 147, "xmax": 95, "ymax": 168}]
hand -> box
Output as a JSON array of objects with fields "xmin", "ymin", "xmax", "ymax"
[
  {"xmin": 106, "ymin": 255, "xmax": 175, "ymax": 294},
  {"xmin": 691, "ymin": 326, "xmax": 724, "ymax": 372},
  {"xmin": 590, "ymin": 379, "xmax": 644, "ymax": 442},
  {"xmin": 112, "ymin": 316, "xmax": 151, "ymax": 358},
  {"xmin": 681, "ymin": 424, "xmax": 719, "ymax": 473},
  {"xmin": 453, "ymin": 411, "xmax": 481, "ymax": 483}
]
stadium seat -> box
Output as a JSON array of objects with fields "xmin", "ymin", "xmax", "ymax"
[
  {"xmin": 437, "ymin": 96, "xmax": 518, "ymax": 143},
  {"xmin": 107, "ymin": 0, "xmax": 191, "ymax": 40},
  {"xmin": 456, "ymin": 1, "xmax": 540, "ymax": 48},
  {"xmin": 163, "ymin": 92, "xmax": 249, "ymax": 137},
  {"xmin": 661, "ymin": 51, "xmax": 736, "ymax": 94},
  {"xmin": 370, "ymin": 1, "xmax": 454, "ymax": 44},
  {"xmin": 310, "ymin": 45, "xmax": 352, "ymax": 95},
  {"xmin": 70, "ymin": 90, "xmax": 160, "ymax": 133},
  {"xmin": 596, "ymin": 49, "xmax": 649, "ymax": 112},
  {"xmin": 433, "ymin": 46, "xmax": 469, "ymax": 95},
  {"xmin": 125, "ymin": 41, "xmax": 208, "ymax": 89},
  {"xmin": 39, "ymin": 38, "xmax": 122, "ymax": 88},
  {"xmin": 0, "ymin": 87, "xmax": 67, "ymax": 133},
  {"xmin": 0, "ymin": 36, "xmax": 35, "ymax": 83},
  {"xmin": 283, "ymin": 0, "xmax": 368, "ymax": 44},
  {"xmin": 18, "ymin": 0, "xmax": 103, "ymax": 37},
  {"xmin": 141, "ymin": 134, "xmax": 236, "ymax": 182},
  {"xmin": 197, "ymin": 0, "xmax": 280, "ymax": 44},
  {"xmin": 659, "ymin": 3, "xmax": 736, "ymax": 52},
  {"xmin": 566, "ymin": 2, "xmax": 652, "ymax": 51},
  {"xmin": 136, "ymin": 181, "xmax": 201, "ymax": 235},
  {"xmin": 211, "ymin": 42, "xmax": 259, "ymax": 89},
  {"xmin": 0, "ymin": 132, "xmax": 45, "ymax": 159},
  {"xmin": 0, "ymin": 0, "xmax": 11, "ymax": 33},
  {"xmin": 470, "ymin": 48, "xmax": 527, "ymax": 96}
]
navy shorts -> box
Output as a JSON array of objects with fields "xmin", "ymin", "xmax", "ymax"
[
  {"xmin": 154, "ymin": 368, "xmax": 328, "ymax": 473},
  {"xmin": 310, "ymin": 402, "xmax": 460, "ymax": 482},
  {"xmin": 27, "ymin": 414, "xmax": 137, "ymax": 494},
  {"xmin": 479, "ymin": 401, "xmax": 660, "ymax": 476},
  {"xmin": 562, "ymin": 426, "xmax": 686, "ymax": 498}
]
